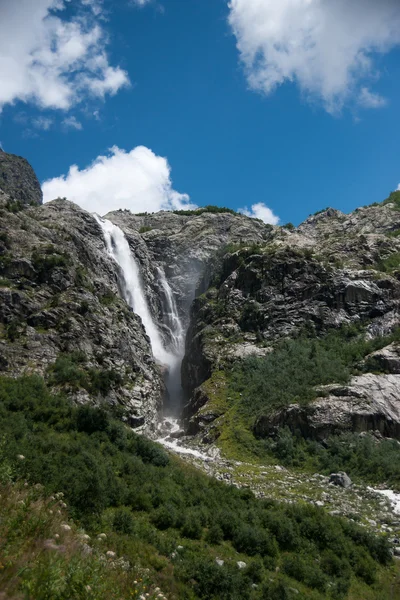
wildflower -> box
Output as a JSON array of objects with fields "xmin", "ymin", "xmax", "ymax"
[
  {"xmin": 85, "ymin": 586, "xmax": 92, "ymax": 592},
  {"xmin": 106, "ymin": 551, "xmax": 116, "ymax": 558},
  {"xmin": 54, "ymin": 534, "xmax": 60, "ymax": 539},
  {"xmin": 17, "ymin": 454, "xmax": 25, "ymax": 460},
  {"xmin": 80, "ymin": 534, "xmax": 90, "ymax": 541},
  {"xmin": 60, "ymin": 523, "xmax": 71, "ymax": 532},
  {"xmin": 98, "ymin": 533, "xmax": 107, "ymax": 539}
]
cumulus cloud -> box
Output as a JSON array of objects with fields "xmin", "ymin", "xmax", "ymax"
[
  {"xmin": 42, "ymin": 146, "xmax": 196, "ymax": 215},
  {"xmin": 0, "ymin": 0, "xmax": 129, "ymax": 112},
  {"xmin": 239, "ymin": 202, "xmax": 279, "ymax": 225},
  {"xmin": 228, "ymin": 0, "xmax": 400, "ymax": 112}
]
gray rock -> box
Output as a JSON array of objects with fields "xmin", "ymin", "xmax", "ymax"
[
  {"xmin": 0, "ymin": 150, "xmax": 42, "ymax": 206},
  {"xmin": 329, "ymin": 472, "xmax": 352, "ymax": 488},
  {"xmin": 258, "ymin": 373, "xmax": 400, "ymax": 441},
  {"xmin": 237, "ymin": 561, "xmax": 247, "ymax": 569}
]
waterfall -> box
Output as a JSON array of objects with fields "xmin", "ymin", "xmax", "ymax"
[
  {"xmin": 156, "ymin": 267, "xmax": 185, "ymax": 414},
  {"xmin": 157, "ymin": 267, "xmax": 185, "ymax": 355},
  {"xmin": 95, "ymin": 216, "xmax": 171, "ymax": 368},
  {"xmin": 96, "ymin": 216, "xmax": 185, "ymax": 416}
]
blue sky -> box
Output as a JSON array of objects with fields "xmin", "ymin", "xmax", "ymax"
[{"xmin": 1, "ymin": 0, "xmax": 400, "ymax": 225}]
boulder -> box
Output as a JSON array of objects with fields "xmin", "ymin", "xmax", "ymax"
[{"xmin": 329, "ymin": 472, "xmax": 352, "ymax": 488}]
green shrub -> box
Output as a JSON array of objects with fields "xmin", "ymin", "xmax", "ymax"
[
  {"xmin": 172, "ymin": 204, "xmax": 238, "ymax": 217},
  {"xmin": 31, "ymin": 248, "xmax": 70, "ymax": 283},
  {"xmin": 139, "ymin": 225, "xmax": 152, "ymax": 234},
  {"xmin": 231, "ymin": 326, "xmax": 399, "ymax": 426},
  {"xmin": 382, "ymin": 190, "xmax": 400, "ymax": 209},
  {"xmin": 0, "ymin": 373, "xmax": 394, "ymax": 599},
  {"xmin": 112, "ymin": 506, "xmax": 134, "ymax": 534},
  {"xmin": 181, "ymin": 510, "xmax": 203, "ymax": 539}
]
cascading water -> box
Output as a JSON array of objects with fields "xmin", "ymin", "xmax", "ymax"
[
  {"xmin": 95, "ymin": 216, "xmax": 172, "ymax": 367},
  {"xmin": 156, "ymin": 267, "xmax": 186, "ymax": 415},
  {"xmin": 95, "ymin": 216, "xmax": 185, "ymax": 418}
]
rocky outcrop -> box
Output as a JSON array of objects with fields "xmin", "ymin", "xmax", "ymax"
[
  {"xmin": 0, "ymin": 198, "xmax": 163, "ymax": 433},
  {"xmin": 181, "ymin": 203, "xmax": 400, "ymax": 439},
  {"xmin": 106, "ymin": 210, "xmax": 270, "ymax": 326},
  {"xmin": 0, "ymin": 150, "xmax": 43, "ymax": 207},
  {"xmin": 255, "ymin": 372, "xmax": 400, "ymax": 441}
]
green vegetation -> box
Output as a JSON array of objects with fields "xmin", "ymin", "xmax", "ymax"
[
  {"xmin": 172, "ymin": 204, "xmax": 238, "ymax": 216},
  {"xmin": 231, "ymin": 326, "xmax": 399, "ymax": 421},
  {"xmin": 0, "ymin": 231, "xmax": 11, "ymax": 248},
  {"xmin": 31, "ymin": 245, "xmax": 70, "ymax": 283},
  {"xmin": 99, "ymin": 289, "xmax": 117, "ymax": 306},
  {"xmin": 201, "ymin": 326, "xmax": 400, "ymax": 474},
  {"xmin": 5, "ymin": 199, "xmax": 24, "ymax": 213},
  {"xmin": 48, "ymin": 352, "xmax": 123, "ymax": 396},
  {"xmin": 265, "ymin": 428, "xmax": 400, "ymax": 488},
  {"xmin": 382, "ymin": 190, "xmax": 400, "ymax": 210},
  {"xmin": 0, "ymin": 374, "xmax": 396, "ymax": 599},
  {"xmin": 282, "ymin": 222, "xmax": 295, "ymax": 230},
  {"xmin": 139, "ymin": 225, "xmax": 152, "ymax": 234},
  {"xmin": 375, "ymin": 252, "xmax": 400, "ymax": 274},
  {"xmin": 0, "ymin": 479, "xmax": 166, "ymax": 600}
]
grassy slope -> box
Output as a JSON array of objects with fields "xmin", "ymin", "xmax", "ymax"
[{"xmin": 0, "ymin": 374, "xmax": 398, "ymax": 599}]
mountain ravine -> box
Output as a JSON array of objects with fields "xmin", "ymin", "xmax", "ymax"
[
  {"xmin": 2, "ymin": 151, "xmax": 400, "ymax": 440},
  {"xmin": 3, "ymin": 153, "xmax": 400, "ymax": 507}
]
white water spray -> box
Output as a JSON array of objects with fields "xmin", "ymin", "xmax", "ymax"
[
  {"xmin": 95, "ymin": 216, "xmax": 172, "ymax": 368},
  {"xmin": 157, "ymin": 266, "xmax": 185, "ymax": 355}
]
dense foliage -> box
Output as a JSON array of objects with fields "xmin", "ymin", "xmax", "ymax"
[
  {"xmin": 231, "ymin": 326, "xmax": 397, "ymax": 421},
  {"xmin": 172, "ymin": 205, "xmax": 238, "ymax": 216},
  {"xmin": 0, "ymin": 374, "xmax": 395, "ymax": 599},
  {"xmin": 266, "ymin": 428, "xmax": 400, "ymax": 488}
]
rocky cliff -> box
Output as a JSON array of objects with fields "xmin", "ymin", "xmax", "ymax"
[
  {"xmin": 0, "ymin": 195, "xmax": 164, "ymax": 432},
  {"xmin": 0, "ymin": 150, "xmax": 43, "ymax": 207},
  {"xmin": 181, "ymin": 197, "xmax": 400, "ymax": 443},
  {"xmin": 2, "ymin": 151, "xmax": 400, "ymax": 448}
]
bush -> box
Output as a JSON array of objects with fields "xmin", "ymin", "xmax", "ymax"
[
  {"xmin": 31, "ymin": 248, "xmax": 69, "ymax": 283},
  {"xmin": 139, "ymin": 226, "xmax": 152, "ymax": 233},
  {"xmin": 0, "ymin": 373, "xmax": 393, "ymax": 599},
  {"xmin": 233, "ymin": 524, "xmax": 278, "ymax": 558},
  {"xmin": 206, "ymin": 523, "xmax": 224, "ymax": 544},
  {"xmin": 181, "ymin": 510, "xmax": 203, "ymax": 539},
  {"xmin": 112, "ymin": 506, "xmax": 134, "ymax": 534}
]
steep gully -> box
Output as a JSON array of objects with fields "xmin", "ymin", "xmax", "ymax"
[
  {"xmin": 94, "ymin": 216, "xmax": 400, "ymax": 515},
  {"xmin": 95, "ymin": 216, "xmax": 199, "ymax": 454}
]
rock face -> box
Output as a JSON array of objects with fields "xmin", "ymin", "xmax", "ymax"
[
  {"xmin": 3, "ymin": 151, "xmax": 400, "ymax": 445},
  {"xmin": 0, "ymin": 198, "xmax": 163, "ymax": 433},
  {"xmin": 256, "ymin": 371, "xmax": 400, "ymax": 440},
  {"xmin": 181, "ymin": 200, "xmax": 400, "ymax": 439},
  {"xmin": 0, "ymin": 150, "xmax": 43, "ymax": 207},
  {"xmin": 106, "ymin": 210, "xmax": 269, "ymax": 327}
]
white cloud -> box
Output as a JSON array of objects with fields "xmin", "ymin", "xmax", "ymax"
[
  {"xmin": 42, "ymin": 145, "xmax": 196, "ymax": 215},
  {"xmin": 239, "ymin": 202, "xmax": 279, "ymax": 225},
  {"xmin": 0, "ymin": 0, "xmax": 129, "ymax": 112},
  {"xmin": 228, "ymin": 0, "xmax": 400, "ymax": 112},
  {"xmin": 358, "ymin": 87, "xmax": 387, "ymax": 109},
  {"xmin": 32, "ymin": 116, "xmax": 54, "ymax": 130},
  {"xmin": 131, "ymin": 0, "xmax": 153, "ymax": 6},
  {"xmin": 62, "ymin": 116, "xmax": 83, "ymax": 130}
]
